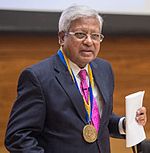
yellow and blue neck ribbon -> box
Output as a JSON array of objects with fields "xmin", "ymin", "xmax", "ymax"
[{"xmin": 57, "ymin": 48, "xmax": 95, "ymax": 124}]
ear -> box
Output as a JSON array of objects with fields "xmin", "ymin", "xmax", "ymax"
[{"xmin": 58, "ymin": 31, "xmax": 65, "ymax": 46}]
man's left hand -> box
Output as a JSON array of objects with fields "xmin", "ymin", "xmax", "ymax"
[{"xmin": 136, "ymin": 107, "xmax": 147, "ymax": 126}]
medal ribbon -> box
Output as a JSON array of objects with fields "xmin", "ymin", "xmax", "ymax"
[{"xmin": 57, "ymin": 48, "xmax": 95, "ymax": 124}]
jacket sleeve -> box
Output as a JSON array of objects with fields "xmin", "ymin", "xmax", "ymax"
[
  {"xmin": 108, "ymin": 113, "xmax": 125, "ymax": 139},
  {"xmin": 5, "ymin": 68, "xmax": 46, "ymax": 153}
]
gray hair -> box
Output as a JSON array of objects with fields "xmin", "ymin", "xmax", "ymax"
[{"xmin": 58, "ymin": 5, "xmax": 103, "ymax": 33}]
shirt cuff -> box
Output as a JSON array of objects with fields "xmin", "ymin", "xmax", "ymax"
[{"xmin": 118, "ymin": 117, "xmax": 126, "ymax": 135}]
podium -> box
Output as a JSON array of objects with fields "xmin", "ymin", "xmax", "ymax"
[{"xmin": 132, "ymin": 139, "xmax": 150, "ymax": 153}]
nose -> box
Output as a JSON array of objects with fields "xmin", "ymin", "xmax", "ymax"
[{"xmin": 83, "ymin": 34, "xmax": 93, "ymax": 46}]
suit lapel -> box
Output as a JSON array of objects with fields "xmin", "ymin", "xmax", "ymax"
[
  {"xmin": 53, "ymin": 55, "xmax": 87, "ymax": 124},
  {"xmin": 91, "ymin": 61, "xmax": 110, "ymax": 135},
  {"xmin": 91, "ymin": 61, "xmax": 109, "ymax": 105}
]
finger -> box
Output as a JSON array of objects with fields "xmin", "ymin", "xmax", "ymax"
[
  {"xmin": 136, "ymin": 119, "xmax": 146, "ymax": 126},
  {"xmin": 136, "ymin": 115, "xmax": 145, "ymax": 121},
  {"xmin": 136, "ymin": 115, "xmax": 147, "ymax": 126},
  {"xmin": 136, "ymin": 107, "xmax": 146, "ymax": 116}
]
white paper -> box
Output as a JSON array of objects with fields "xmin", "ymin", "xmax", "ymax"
[{"xmin": 125, "ymin": 91, "xmax": 146, "ymax": 147}]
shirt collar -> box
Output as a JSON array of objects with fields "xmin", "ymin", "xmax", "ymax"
[{"xmin": 68, "ymin": 59, "xmax": 88, "ymax": 78}]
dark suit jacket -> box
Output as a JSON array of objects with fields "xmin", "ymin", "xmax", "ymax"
[{"xmin": 5, "ymin": 53, "xmax": 124, "ymax": 153}]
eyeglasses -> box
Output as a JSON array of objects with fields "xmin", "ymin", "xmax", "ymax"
[{"xmin": 66, "ymin": 31, "xmax": 104, "ymax": 42}]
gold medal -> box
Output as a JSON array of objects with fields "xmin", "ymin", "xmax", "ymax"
[{"xmin": 83, "ymin": 124, "xmax": 97, "ymax": 143}]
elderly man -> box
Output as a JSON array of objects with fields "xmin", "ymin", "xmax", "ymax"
[{"xmin": 5, "ymin": 5, "xmax": 147, "ymax": 153}]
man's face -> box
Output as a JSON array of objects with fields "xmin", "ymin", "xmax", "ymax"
[{"xmin": 59, "ymin": 17, "xmax": 101, "ymax": 68}]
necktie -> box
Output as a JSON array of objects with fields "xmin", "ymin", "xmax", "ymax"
[{"xmin": 78, "ymin": 69, "xmax": 100, "ymax": 132}]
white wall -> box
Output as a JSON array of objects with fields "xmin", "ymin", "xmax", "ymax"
[{"xmin": 0, "ymin": 0, "xmax": 150, "ymax": 15}]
